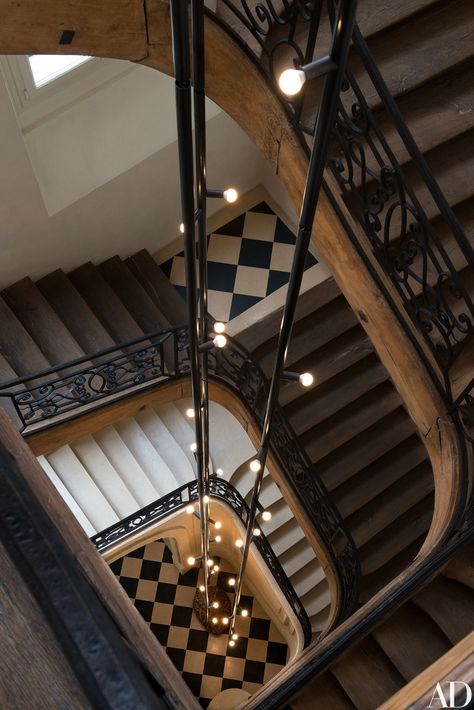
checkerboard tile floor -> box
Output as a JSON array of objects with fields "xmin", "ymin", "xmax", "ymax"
[
  {"xmin": 110, "ymin": 539, "xmax": 288, "ymax": 707},
  {"xmin": 159, "ymin": 201, "xmax": 318, "ymax": 322}
]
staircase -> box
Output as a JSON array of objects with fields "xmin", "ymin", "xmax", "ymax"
[{"xmin": 290, "ymin": 541, "xmax": 474, "ymax": 709}]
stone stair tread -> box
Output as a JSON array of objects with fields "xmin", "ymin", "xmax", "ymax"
[
  {"xmin": 0, "ymin": 294, "xmax": 51, "ymax": 375},
  {"xmin": 69, "ymin": 261, "xmax": 144, "ymax": 343},
  {"xmin": 279, "ymin": 539, "xmax": 317, "ymax": 579},
  {"xmin": 2, "ymin": 276, "xmax": 86, "ymax": 366},
  {"xmin": 412, "ymin": 576, "xmax": 474, "ymax": 645},
  {"xmin": 36, "ymin": 269, "xmax": 116, "ymax": 357},
  {"xmin": 291, "ymin": 669, "xmax": 356, "ymax": 710},
  {"xmin": 126, "ymin": 249, "xmax": 187, "ymax": 326}
]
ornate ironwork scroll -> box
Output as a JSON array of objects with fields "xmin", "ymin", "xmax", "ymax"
[{"xmin": 92, "ymin": 478, "xmax": 312, "ymax": 645}]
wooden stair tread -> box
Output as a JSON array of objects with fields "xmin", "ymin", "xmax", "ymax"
[
  {"xmin": 372, "ymin": 601, "xmax": 451, "ymax": 682},
  {"xmin": 69, "ymin": 262, "xmax": 144, "ymax": 343},
  {"xmin": 333, "ymin": 434, "xmax": 428, "ymax": 518},
  {"xmin": 350, "ymin": 0, "xmax": 474, "ymax": 110},
  {"xmin": 0, "ymin": 354, "xmax": 23, "ymax": 427},
  {"xmin": 99, "ymin": 255, "xmax": 170, "ymax": 333},
  {"xmin": 443, "ymin": 542, "xmax": 474, "ymax": 590},
  {"xmin": 413, "ymin": 576, "xmax": 474, "ymax": 645},
  {"xmin": 291, "ymin": 670, "xmax": 356, "ymax": 710},
  {"xmin": 331, "ymin": 636, "xmax": 405, "ymax": 709},
  {"xmin": 126, "ymin": 250, "xmax": 187, "ymax": 326},
  {"xmin": 317, "ymin": 407, "xmax": 416, "ymax": 490},
  {"xmin": 0, "ymin": 295, "xmax": 50, "ymax": 376},
  {"xmin": 2, "ymin": 277, "xmax": 85, "ymax": 365},
  {"xmin": 36, "ymin": 269, "xmax": 116, "ymax": 357},
  {"xmin": 301, "ymin": 381, "xmax": 401, "ymax": 462}
]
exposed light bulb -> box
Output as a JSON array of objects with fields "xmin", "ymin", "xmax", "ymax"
[
  {"xmin": 213, "ymin": 322, "xmax": 226, "ymax": 334},
  {"xmin": 185, "ymin": 504, "xmax": 195, "ymax": 515},
  {"xmin": 223, "ymin": 617, "xmax": 229, "ymax": 625},
  {"xmin": 213, "ymin": 565, "xmax": 220, "ymax": 572},
  {"xmin": 215, "ymin": 535, "xmax": 222, "ymax": 543},
  {"xmin": 249, "ymin": 459, "xmax": 262, "ymax": 473},
  {"xmin": 207, "ymin": 559, "xmax": 214, "ymax": 567},
  {"xmin": 212, "ymin": 601, "xmax": 219, "ymax": 609},
  {"xmin": 223, "ymin": 188, "xmax": 238, "ymax": 203},
  {"xmin": 199, "ymin": 585, "xmax": 205, "ymax": 592},
  {"xmin": 203, "ymin": 495, "xmax": 210, "ymax": 504},
  {"xmin": 278, "ymin": 68, "xmax": 306, "ymax": 96},
  {"xmin": 228, "ymin": 577, "xmax": 236, "ymax": 586},
  {"xmin": 241, "ymin": 609, "xmax": 248, "ymax": 617},
  {"xmin": 253, "ymin": 528, "xmax": 261, "ymax": 537},
  {"xmin": 190, "ymin": 442, "xmax": 197, "ymax": 452},
  {"xmin": 232, "ymin": 633, "xmax": 239, "ymax": 641},
  {"xmin": 216, "ymin": 468, "xmax": 224, "ymax": 477},
  {"xmin": 213, "ymin": 334, "xmax": 227, "ymax": 348},
  {"xmin": 262, "ymin": 510, "xmax": 272, "ymax": 521},
  {"xmin": 229, "ymin": 640, "xmax": 235, "ymax": 647},
  {"xmin": 214, "ymin": 521, "xmax": 222, "ymax": 530},
  {"xmin": 212, "ymin": 617, "xmax": 218, "ymax": 624},
  {"xmin": 186, "ymin": 407, "xmax": 195, "ymax": 418},
  {"xmin": 179, "ymin": 222, "xmax": 185, "ymax": 234},
  {"xmin": 299, "ymin": 372, "xmax": 314, "ymax": 387},
  {"xmin": 187, "ymin": 556, "xmax": 196, "ymax": 565},
  {"xmin": 235, "ymin": 539, "xmax": 243, "ymax": 548}
]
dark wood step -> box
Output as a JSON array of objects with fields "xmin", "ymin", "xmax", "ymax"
[
  {"xmin": 333, "ymin": 433, "xmax": 428, "ymax": 518},
  {"xmin": 291, "ymin": 670, "xmax": 356, "ymax": 710},
  {"xmin": 0, "ymin": 354, "xmax": 23, "ymax": 427},
  {"xmin": 349, "ymin": 0, "xmax": 474, "ymax": 110},
  {"xmin": 126, "ymin": 250, "xmax": 187, "ymax": 326},
  {"xmin": 285, "ymin": 353, "xmax": 388, "ymax": 435},
  {"xmin": 331, "ymin": 636, "xmax": 405, "ymax": 709},
  {"xmin": 359, "ymin": 494, "xmax": 434, "ymax": 575},
  {"xmin": 2, "ymin": 277, "xmax": 85, "ymax": 366},
  {"xmin": 69, "ymin": 262, "xmax": 144, "ymax": 343},
  {"xmin": 318, "ymin": 407, "xmax": 417, "ymax": 491},
  {"xmin": 372, "ymin": 601, "xmax": 451, "ymax": 682},
  {"xmin": 99, "ymin": 255, "xmax": 170, "ymax": 334},
  {"xmin": 36, "ymin": 269, "xmax": 116, "ymax": 358},
  {"xmin": 0, "ymin": 295, "xmax": 50, "ymax": 376},
  {"xmin": 413, "ymin": 576, "xmax": 474, "ymax": 645},
  {"xmin": 443, "ymin": 541, "xmax": 474, "ymax": 590},
  {"xmin": 347, "ymin": 461, "xmax": 433, "ymax": 548},
  {"xmin": 301, "ymin": 381, "xmax": 401, "ymax": 462},
  {"xmin": 255, "ymin": 295, "xmax": 357, "ymax": 377},
  {"xmin": 279, "ymin": 326, "xmax": 373, "ymax": 407},
  {"xmin": 360, "ymin": 534, "xmax": 426, "ymax": 603}
]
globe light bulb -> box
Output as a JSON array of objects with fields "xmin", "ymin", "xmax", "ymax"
[
  {"xmin": 213, "ymin": 322, "xmax": 226, "ymax": 334},
  {"xmin": 216, "ymin": 468, "xmax": 224, "ymax": 477},
  {"xmin": 235, "ymin": 539, "xmax": 243, "ymax": 548},
  {"xmin": 262, "ymin": 510, "xmax": 272, "ymax": 521},
  {"xmin": 212, "ymin": 601, "xmax": 219, "ymax": 609},
  {"xmin": 207, "ymin": 559, "xmax": 214, "ymax": 567},
  {"xmin": 213, "ymin": 334, "xmax": 227, "ymax": 348},
  {"xmin": 223, "ymin": 188, "xmax": 238, "ymax": 203},
  {"xmin": 223, "ymin": 617, "xmax": 229, "ymax": 625},
  {"xmin": 299, "ymin": 372, "xmax": 314, "ymax": 387},
  {"xmin": 215, "ymin": 535, "xmax": 222, "ymax": 543},
  {"xmin": 185, "ymin": 504, "xmax": 195, "ymax": 515},
  {"xmin": 186, "ymin": 407, "xmax": 195, "ymax": 418},
  {"xmin": 249, "ymin": 459, "xmax": 261, "ymax": 473},
  {"xmin": 213, "ymin": 565, "xmax": 220, "ymax": 573},
  {"xmin": 187, "ymin": 556, "xmax": 196, "ymax": 565},
  {"xmin": 179, "ymin": 222, "xmax": 185, "ymax": 234},
  {"xmin": 214, "ymin": 521, "xmax": 222, "ymax": 530},
  {"xmin": 228, "ymin": 577, "xmax": 236, "ymax": 586},
  {"xmin": 190, "ymin": 442, "xmax": 197, "ymax": 452},
  {"xmin": 278, "ymin": 68, "xmax": 306, "ymax": 96},
  {"xmin": 199, "ymin": 585, "xmax": 205, "ymax": 592},
  {"xmin": 229, "ymin": 640, "xmax": 235, "ymax": 647},
  {"xmin": 253, "ymin": 528, "xmax": 261, "ymax": 537},
  {"xmin": 232, "ymin": 633, "xmax": 238, "ymax": 641},
  {"xmin": 241, "ymin": 609, "xmax": 248, "ymax": 617},
  {"xmin": 212, "ymin": 617, "xmax": 218, "ymax": 624},
  {"xmin": 203, "ymin": 495, "xmax": 210, "ymax": 504}
]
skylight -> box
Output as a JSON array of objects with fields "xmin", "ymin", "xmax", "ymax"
[{"xmin": 28, "ymin": 55, "xmax": 91, "ymax": 88}]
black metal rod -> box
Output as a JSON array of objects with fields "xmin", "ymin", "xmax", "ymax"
[
  {"xmin": 230, "ymin": 0, "xmax": 359, "ymax": 628},
  {"xmin": 170, "ymin": 0, "xmax": 210, "ymax": 614}
]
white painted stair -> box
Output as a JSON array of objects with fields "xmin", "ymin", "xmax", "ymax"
[{"xmin": 38, "ymin": 398, "xmax": 329, "ymax": 633}]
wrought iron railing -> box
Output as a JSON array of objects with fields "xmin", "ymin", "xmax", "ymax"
[
  {"xmin": 92, "ymin": 477, "xmax": 312, "ymax": 644},
  {"xmin": 0, "ymin": 324, "xmax": 359, "ymax": 627}
]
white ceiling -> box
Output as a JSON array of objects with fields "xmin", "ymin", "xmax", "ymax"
[{"xmin": 0, "ymin": 58, "xmax": 295, "ymax": 289}]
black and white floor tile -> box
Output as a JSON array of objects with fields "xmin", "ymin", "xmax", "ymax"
[
  {"xmin": 110, "ymin": 539, "xmax": 288, "ymax": 708},
  {"xmin": 159, "ymin": 201, "xmax": 318, "ymax": 322}
]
